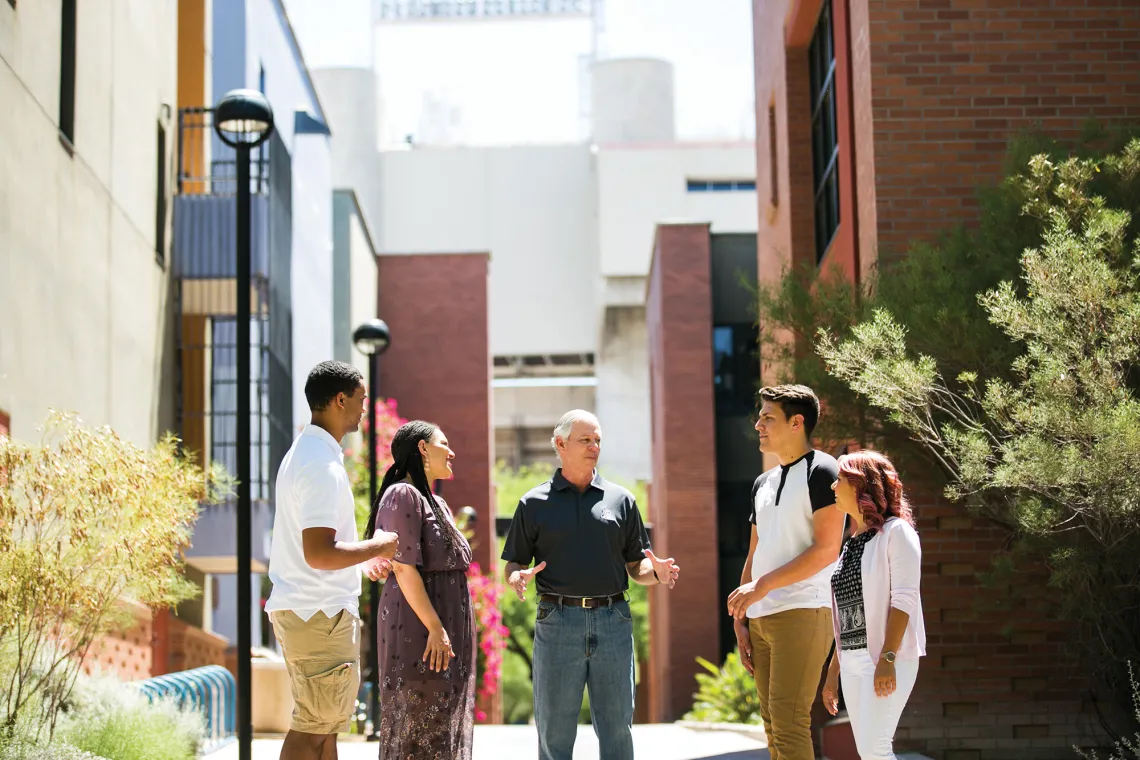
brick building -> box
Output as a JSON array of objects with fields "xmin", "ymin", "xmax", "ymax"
[
  {"xmin": 646, "ymin": 1, "xmax": 1140, "ymax": 758},
  {"xmin": 375, "ymin": 252, "xmax": 497, "ymax": 572},
  {"xmin": 755, "ymin": 1, "xmax": 1138, "ymax": 758}
]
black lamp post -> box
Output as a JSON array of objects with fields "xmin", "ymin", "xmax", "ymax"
[
  {"xmin": 352, "ymin": 318, "xmax": 391, "ymax": 739},
  {"xmin": 213, "ymin": 88, "xmax": 274, "ymax": 760}
]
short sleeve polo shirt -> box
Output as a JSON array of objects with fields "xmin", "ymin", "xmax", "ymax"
[
  {"xmin": 746, "ymin": 450, "xmax": 839, "ymax": 618},
  {"xmin": 501, "ymin": 469, "xmax": 650, "ymax": 597}
]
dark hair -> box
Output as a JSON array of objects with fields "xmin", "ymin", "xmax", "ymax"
[
  {"xmin": 838, "ymin": 450, "xmax": 915, "ymax": 534},
  {"xmin": 758, "ymin": 384, "xmax": 820, "ymax": 439},
  {"xmin": 304, "ymin": 361, "xmax": 364, "ymax": 412},
  {"xmin": 364, "ymin": 420, "xmax": 460, "ymax": 551}
]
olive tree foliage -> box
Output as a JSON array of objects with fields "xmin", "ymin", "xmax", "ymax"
[
  {"xmin": 816, "ymin": 139, "xmax": 1140, "ymax": 723},
  {"xmin": 0, "ymin": 413, "xmax": 228, "ymax": 742},
  {"xmin": 754, "ymin": 127, "xmax": 1140, "ymax": 474}
]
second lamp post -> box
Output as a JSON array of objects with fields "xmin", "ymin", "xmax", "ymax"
[{"xmin": 352, "ymin": 318, "xmax": 391, "ymax": 739}]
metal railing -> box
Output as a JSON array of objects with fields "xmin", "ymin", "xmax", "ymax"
[{"xmin": 137, "ymin": 665, "xmax": 236, "ymax": 754}]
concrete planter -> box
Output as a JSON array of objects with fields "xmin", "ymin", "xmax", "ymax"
[{"xmin": 251, "ymin": 658, "xmax": 293, "ymax": 734}]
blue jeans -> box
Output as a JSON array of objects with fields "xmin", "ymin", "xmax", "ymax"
[{"xmin": 532, "ymin": 598, "xmax": 635, "ymax": 760}]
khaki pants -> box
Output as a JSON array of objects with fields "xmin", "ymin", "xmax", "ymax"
[
  {"xmin": 269, "ymin": 609, "xmax": 360, "ymax": 735},
  {"xmin": 748, "ymin": 608, "xmax": 833, "ymax": 760}
]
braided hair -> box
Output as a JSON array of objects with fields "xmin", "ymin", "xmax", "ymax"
[{"xmin": 365, "ymin": 420, "xmax": 460, "ymax": 551}]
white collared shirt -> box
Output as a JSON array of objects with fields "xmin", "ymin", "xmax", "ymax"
[{"xmin": 264, "ymin": 424, "xmax": 360, "ymax": 621}]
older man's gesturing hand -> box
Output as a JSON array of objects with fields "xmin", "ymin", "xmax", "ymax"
[
  {"xmin": 508, "ymin": 561, "xmax": 547, "ymax": 601},
  {"xmin": 645, "ymin": 550, "xmax": 680, "ymax": 589}
]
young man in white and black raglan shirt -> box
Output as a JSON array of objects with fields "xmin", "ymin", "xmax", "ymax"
[{"xmin": 727, "ymin": 384, "xmax": 846, "ymax": 760}]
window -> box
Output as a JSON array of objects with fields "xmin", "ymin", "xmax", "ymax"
[
  {"xmin": 809, "ymin": 0, "xmax": 839, "ymax": 261},
  {"xmin": 713, "ymin": 324, "xmax": 759, "ymax": 413},
  {"xmin": 59, "ymin": 0, "xmax": 76, "ymax": 144},
  {"xmin": 768, "ymin": 104, "xmax": 779, "ymax": 207},
  {"xmin": 156, "ymin": 122, "xmax": 168, "ymax": 265},
  {"xmin": 686, "ymin": 179, "xmax": 757, "ymax": 193}
]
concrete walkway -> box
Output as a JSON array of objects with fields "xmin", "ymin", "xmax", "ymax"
[{"xmin": 210, "ymin": 724, "xmax": 769, "ymax": 759}]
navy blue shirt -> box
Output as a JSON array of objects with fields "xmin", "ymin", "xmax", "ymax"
[{"xmin": 501, "ymin": 469, "xmax": 651, "ymax": 597}]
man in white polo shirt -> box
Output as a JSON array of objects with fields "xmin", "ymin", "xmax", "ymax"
[
  {"xmin": 727, "ymin": 384, "xmax": 846, "ymax": 760},
  {"xmin": 265, "ymin": 361, "xmax": 399, "ymax": 760}
]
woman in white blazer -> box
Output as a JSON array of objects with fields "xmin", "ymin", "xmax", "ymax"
[{"xmin": 821, "ymin": 450, "xmax": 925, "ymax": 760}]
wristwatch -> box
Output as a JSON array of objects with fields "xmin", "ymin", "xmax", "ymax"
[{"xmin": 882, "ymin": 651, "xmax": 897, "ymax": 664}]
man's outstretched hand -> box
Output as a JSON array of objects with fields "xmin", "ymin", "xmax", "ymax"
[
  {"xmin": 645, "ymin": 549, "xmax": 680, "ymax": 589},
  {"xmin": 508, "ymin": 561, "xmax": 547, "ymax": 601}
]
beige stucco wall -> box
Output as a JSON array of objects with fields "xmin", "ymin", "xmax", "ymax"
[{"xmin": 0, "ymin": 1, "xmax": 179, "ymax": 445}]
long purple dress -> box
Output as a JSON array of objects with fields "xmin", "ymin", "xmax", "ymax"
[{"xmin": 375, "ymin": 482, "xmax": 476, "ymax": 760}]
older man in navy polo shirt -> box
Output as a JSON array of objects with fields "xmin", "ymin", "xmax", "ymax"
[{"xmin": 502, "ymin": 409, "xmax": 679, "ymax": 760}]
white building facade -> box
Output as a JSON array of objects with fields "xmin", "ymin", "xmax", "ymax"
[
  {"xmin": 0, "ymin": 0, "xmax": 179, "ymax": 445},
  {"xmin": 316, "ymin": 55, "xmax": 757, "ymax": 484}
]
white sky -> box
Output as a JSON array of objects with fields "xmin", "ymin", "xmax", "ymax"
[{"xmin": 283, "ymin": 0, "xmax": 756, "ymax": 146}]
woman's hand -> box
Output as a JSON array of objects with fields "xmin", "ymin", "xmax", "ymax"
[
  {"xmin": 874, "ymin": 657, "xmax": 896, "ymax": 697},
  {"xmin": 423, "ymin": 624, "xmax": 455, "ymax": 673},
  {"xmin": 822, "ymin": 670, "xmax": 840, "ymax": 715},
  {"xmin": 822, "ymin": 654, "xmax": 840, "ymax": 715}
]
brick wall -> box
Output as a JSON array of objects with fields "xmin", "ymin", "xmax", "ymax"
[
  {"xmin": 83, "ymin": 602, "xmax": 153, "ymax": 681},
  {"xmin": 884, "ymin": 483, "xmax": 1099, "ymax": 760},
  {"xmin": 862, "ymin": 0, "xmax": 1140, "ymax": 262},
  {"xmin": 753, "ymin": 0, "xmax": 821, "ymax": 293},
  {"xmin": 645, "ymin": 223, "xmax": 721, "ymax": 721},
  {"xmin": 376, "ymin": 253, "xmax": 496, "ymax": 572},
  {"xmin": 167, "ymin": 616, "xmax": 228, "ymax": 673}
]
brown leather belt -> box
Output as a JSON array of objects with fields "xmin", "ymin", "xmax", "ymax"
[{"xmin": 539, "ymin": 593, "xmax": 624, "ymax": 609}]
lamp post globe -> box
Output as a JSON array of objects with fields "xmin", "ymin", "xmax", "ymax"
[
  {"xmin": 213, "ymin": 88, "xmax": 275, "ymax": 148},
  {"xmin": 353, "ymin": 319, "xmax": 392, "ymax": 358}
]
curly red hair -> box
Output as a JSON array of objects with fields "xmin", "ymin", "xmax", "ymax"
[{"xmin": 837, "ymin": 450, "xmax": 915, "ymax": 534}]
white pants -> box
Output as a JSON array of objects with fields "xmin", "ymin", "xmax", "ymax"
[{"xmin": 839, "ymin": 649, "xmax": 919, "ymax": 760}]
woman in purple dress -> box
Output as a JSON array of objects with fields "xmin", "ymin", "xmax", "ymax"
[{"xmin": 364, "ymin": 420, "xmax": 475, "ymax": 759}]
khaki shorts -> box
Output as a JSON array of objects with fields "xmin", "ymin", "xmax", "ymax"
[{"xmin": 269, "ymin": 609, "xmax": 360, "ymax": 735}]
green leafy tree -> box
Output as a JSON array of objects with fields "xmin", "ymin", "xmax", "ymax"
[
  {"xmin": 754, "ymin": 125, "xmax": 1140, "ymax": 475},
  {"xmin": 0, "ymin": 413, "xmax": 226, "ymax": 742},
  {"xmin": 816, "ymin": 139, "xmax": 1140, "ymax": 729}
]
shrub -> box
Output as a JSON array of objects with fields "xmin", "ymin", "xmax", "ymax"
[
  {"xmin": 816, "ymin": 138, "xmax": 1140, "ymax": 727},
  {"xmin": 683, "ymin": 653, "xmax": 761, "ymax": 726},
  {"xmin": 0, "ymin": 740, "xmax": 103, "ymax": 760},
  {"xmin": 58, "ymin": 675, "xmax": 203, "ymax": 760},
  {"xmin": 0, "ymin": 413, "xmax": 226, "ymax": 742},
  {"xmin": 1077, "ymin": 663, "xmax": 1140, "ymax": 759},
  {"xmin": 466, "ymin": 562, "xmax": 508, "ymax": 721}
]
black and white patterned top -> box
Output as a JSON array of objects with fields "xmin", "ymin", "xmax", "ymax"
[{"xmin": 832, "ymin": 530, "xmax": 874, "ymax": 651}]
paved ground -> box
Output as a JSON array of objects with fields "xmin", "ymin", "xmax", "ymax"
[{"xmin": 210, "ymin": 724, "xmax": 770, "ymax": 759}]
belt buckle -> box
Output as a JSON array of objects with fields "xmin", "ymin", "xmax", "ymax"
[{"xmin": 580, "ymin": 597, "xmax": 589, "ymax": 608}]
